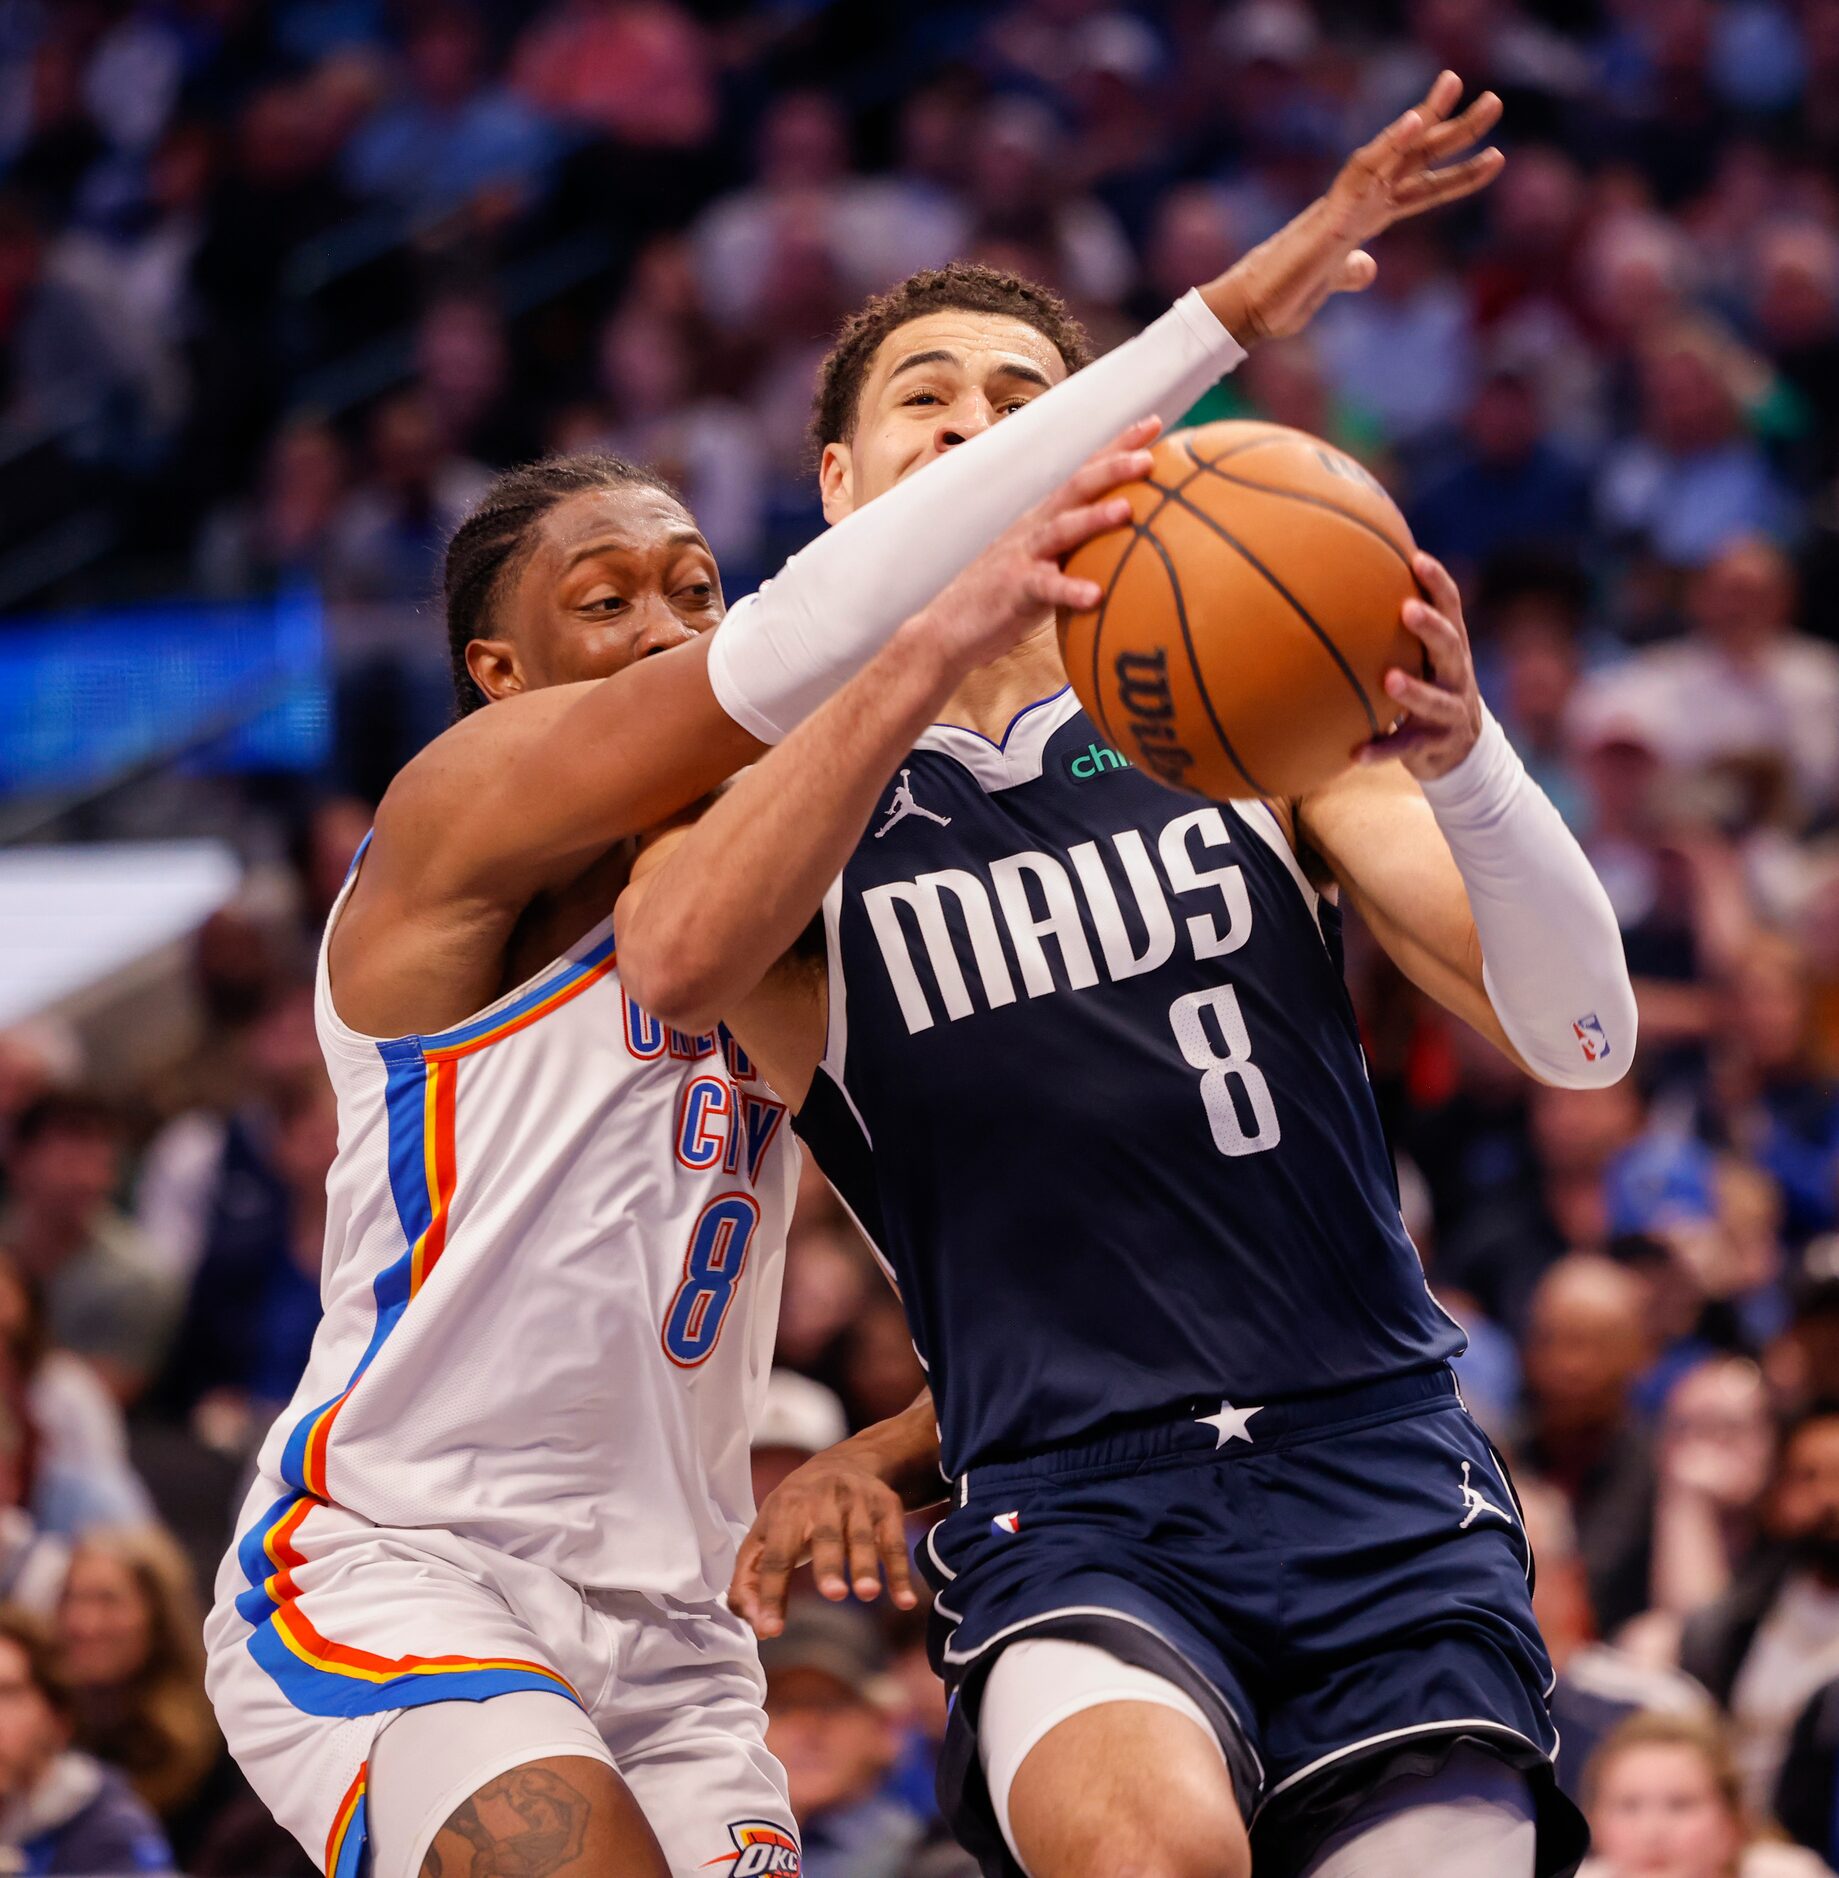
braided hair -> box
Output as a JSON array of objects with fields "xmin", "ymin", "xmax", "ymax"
[{"xmin": 442, "ymin": 453, "xmax": 680, "ymax": 717}]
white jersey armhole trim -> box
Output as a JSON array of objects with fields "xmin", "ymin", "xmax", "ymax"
[{"xmin": 314, "ymin": 835, "xmax": 618, "ymax": 1067}]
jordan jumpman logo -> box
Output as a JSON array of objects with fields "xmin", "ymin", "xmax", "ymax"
[
  {"xmin": 874, "ymin": 769, "xmax": 952, "ymax": 839},
  {"xmin": 1458, "ymin": 1460, "xmax": 1510, "ymax": 1530}
]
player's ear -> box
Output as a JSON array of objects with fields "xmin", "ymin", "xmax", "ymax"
[
  {"xmin": 466, "ymin": 637, "xmax": 524, "ymax": 706},
  {"xmin": 818, "ymin": 440, "xmax": 855, "ymax": 525}
]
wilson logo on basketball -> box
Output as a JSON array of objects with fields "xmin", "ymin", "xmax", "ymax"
[
  {"xmin": 1111, "ymin": 648, "xmax": 1196, "ymax": 789},
  {"xmin": 1059, "ymin": 419, "xmax": 1419, "ymax": 803}
]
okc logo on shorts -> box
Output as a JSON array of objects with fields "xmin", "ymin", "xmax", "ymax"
[
  {"xmin": 1572, "ymin": 1011, "xmax": 1611, "ymax": 1064},
  {"xmin": 703, "ymin": 1821, "xmax": 801, "ymax": 1878}
]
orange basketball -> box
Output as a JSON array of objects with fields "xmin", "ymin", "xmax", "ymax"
[{"xmin": 1059, "ymin": 420, "xmax": 1421, "ymax": 801}]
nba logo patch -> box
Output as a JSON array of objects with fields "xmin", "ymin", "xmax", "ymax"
[
  {"xmin": 992, "ymin": 1510, "xmax": 1021, "ymax": 1534},
  {"xmin": 1573, "ymin": 1012, "xmax": 1611, "ymax": 1063},
  {"xmin": 704, "ymin": 1822, "xmax": 800, "ymax": 1877}
]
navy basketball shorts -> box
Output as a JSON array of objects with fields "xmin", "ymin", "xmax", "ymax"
[{"xmin": 918, "ymin": 1365, "xmax": 1588, "ymax": 1878}]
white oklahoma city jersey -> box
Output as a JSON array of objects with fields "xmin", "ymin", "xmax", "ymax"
[{"xmin": 255, "ymin": 846, "xmax": 799, "ymax": 1602}]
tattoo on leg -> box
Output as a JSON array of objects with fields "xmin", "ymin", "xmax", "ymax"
[{"xmin": 426, "ymin": 1768, "xmax": 592, "ymax": 1878}]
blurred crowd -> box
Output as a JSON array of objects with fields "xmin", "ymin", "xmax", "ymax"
[{"xmin": 6, "ymin": 0, "xmax": 1839, "ymax": 1873}]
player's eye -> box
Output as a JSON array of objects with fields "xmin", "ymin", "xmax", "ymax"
[
  {"xmin": 901, "ymin": 390, "xmax": 942, "ymax": 407},
  {"xmin": 583, "ymin": 593, "xmax": 627, "ymax": 614},
  {"xmin": 678, "ymin": 583, "xmax": 714, "ymax": 602}
]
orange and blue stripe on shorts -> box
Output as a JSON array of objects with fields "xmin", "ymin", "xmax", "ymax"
[{"xmin": 325, "ymin": 1765, "xmax": 368, "ymax": 1878}]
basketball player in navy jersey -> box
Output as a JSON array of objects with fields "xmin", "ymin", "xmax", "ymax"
[{"xmin": 617, "ymin": 75, "xmax": 1630, "ymax": 1878}]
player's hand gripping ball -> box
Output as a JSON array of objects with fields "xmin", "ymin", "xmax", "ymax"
[{"xmin": 1057, "ymin": 420, "xmax": 1422, "ymax": 801}]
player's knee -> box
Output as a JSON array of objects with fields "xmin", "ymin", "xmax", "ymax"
[
  {"xmin": 1031, "ymin": 1815, "xmax": 1246, "ymax": 1878},
  {"xmin": 1005, "ymin": 1708, "xmax": 1246, "ymax": 1878},
  {"xmin": 418, "ymin": 1757, "xmax": 668, "ymax": 1878}
]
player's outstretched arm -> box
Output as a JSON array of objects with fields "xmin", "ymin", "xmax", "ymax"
[
  {"xmin": 1301, "ymin": 553, "xmax": 1637, "ymax": 1090},
  {"xmin": 730, "ymin": 1390, "xmax": 943, "ymax": 1638},
  {"xmin": 367, "ymin": 633, "xmax": 763, "ymax": 902},
  {"xmin": 616, "ymin": 435, "xmax": 1154, "ymax": 1038},
  {"xmin": 708, "ymin": 72, "xmax": 1502, "ymax": 747},
  {"xmin": 1199, "ymin": 69, "xmax": 1502, "ymax": 344}
]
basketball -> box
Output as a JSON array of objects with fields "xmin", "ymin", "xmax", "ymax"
[{"xmin": 1059, "ymin": 420, "xmax": 1422, "ymax": 801}]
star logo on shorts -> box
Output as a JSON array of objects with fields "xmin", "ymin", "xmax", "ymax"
[{"xmin": 1196, "ymin": 1400, "xmax": 1262, "ymax": 1447}]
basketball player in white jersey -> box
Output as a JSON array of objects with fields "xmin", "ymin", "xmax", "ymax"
[{"xmin": 203, "ymin": 85, "xmax": 1485, "ymax": 1878}]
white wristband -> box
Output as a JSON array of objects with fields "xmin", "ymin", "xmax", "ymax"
[
  {"xmin": 1421, "ymin": 708, "xmax": 1637, "ymax": 1088},
  {"xmin": 708, "ymin": 291, "xmax": 1246, "ymax": 744}
]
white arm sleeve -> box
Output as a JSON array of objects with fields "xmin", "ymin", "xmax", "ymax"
[
  {"xmin": 707, "ymin": 290, "xmax": 1246, "ymax": 743},
  {"xmin": 1419, "ymin": 709, "xmax": 1637, "ymax": 1089}
]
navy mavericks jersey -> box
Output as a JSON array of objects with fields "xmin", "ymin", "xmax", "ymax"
[{"xmin": 795, "ymin": 689, "xmax": 1464, "ymax": 1477}]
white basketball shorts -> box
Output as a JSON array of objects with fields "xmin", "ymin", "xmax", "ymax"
[{"xmin": 205, "ymin": 1484, "xmax": 797, "ymax": 1878}]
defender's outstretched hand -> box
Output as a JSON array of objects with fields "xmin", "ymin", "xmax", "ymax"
[
  {"xmin": 730, "ymin": 1448, "xmax": 918, "ymax": 1638},
  {"xmin": 1207, "ymin": 71, "xmax": 1503, "ymax": 345}
]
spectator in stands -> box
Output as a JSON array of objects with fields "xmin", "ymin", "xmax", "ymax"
[
  {"xmin": 0, "ymin": 1098, "xmax": 179, "ymax": 1407},
  {"xmin": 511, "ymin": 0, "xmax": 715, "ymax": 149},
  {"xmin": 1650, "ymin": 1359, "xmax": 1778, "ymax": 1621},
  {"xmin": 692, "ymin": 90, "xmax": 965, "ymax": 337},
  {"xmin": 1518, "ymin": 1252, "xmax": 1659, "ymax": 1637},
  {"xmin": 1778, "ymin": 1667, "xmax": 1839, "ymax": 1870},
  {"xmin": 414, "ymin": 292, "xmax": 538, "ymax": 470},
  {"xmin": 322, "ymin": 389, "xmax": 490, "ymax": 601},
  {"xmin": 1703, "ymin": 938, "xmax": 1839, "ymax": 1245},
  {"xmin": 1312, "ymin": 221, "xmax": 1477, "ymax": 451},
  {"xmin": 135, "ymin": 981, "xmax": 321, "ymax": 1296},
  {"xmin": 0, "ymin": 1334, "xmax": 68, "ymax": 1619},
  {"xmin": 1752, "ymin": 222, "xmax": 1839, "ymax": 486},
  {"xmin": 1, "ymin": 36, "xmax": 107, "ymax": 225},
  {"xmin": 1581, "ymin": 1710, "xmax": 1832, "ymax": 1878},
  {"xmin": 0, "ymin": 191, "xmax": 123, "ymax": 441},
  {"xmin": 1438, "ymin": 1079, "xmax": 1645, "ymax": 1332},
  {"xmin": 587, "ymin": 301, "xmax": 767, "ymax": 572},
  {"xmin": 1410, "ymin": 362, "xmax": 1592, "ymax": 577},
  {"xmin": 0, "ymin": 1605, "xmax": 171, "ymax": 1874},
  {"xmin": 1597, "ymin": 322, "xmax": 1794, "ymax": 568},
  {"xmin": 1518, "ymin": 1477, "xmax": 1713, "ymax": 1799},
  {"xmin": 55, "ymin": 1527, "xmax": 225, "ymax": 1852},
  {"xmin": 962, "ymin": 96, "xmax": 1135, "ymax": 311},
  {"xmin": 344, "ymin": 4, "xmax": 558, "ymax": 221},
  {"xmin": 195, "ymin": 415, "xmax": 351, "ymax": 597},
  {"xmin": 838, "ymin": 1291, "xmax": 927, "ymax": 1431},
  {"xmin": 761, "ymin": 1601, "xmax": 923, "ymax": 1878},
  {"xmin": 0, "ymin": 1258, "xmax": 149, "ymax": 1535},
  {"xmin": 158, "ymin": 1068, "xmax": 333, "ymax": 1456},
  {"xmin": 1601, "ymin": 540, "xmax": 1839, "ymax": 830},
  {"xmin": 0, "ymin": 1025, "xmax": 82, "ymax": 1183},
  {"xmin": 1682, "ymin": 1405, "xmax": 1839, "ymax": 1816},
  {"xmin": 751, "ymin": 1369, "xmax": 849, "ymax": 1510}
]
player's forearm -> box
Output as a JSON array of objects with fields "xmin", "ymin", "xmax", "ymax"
[
  {"xmin": 441, "ymin": 636, "xmax": 766, "ymax": 902},
  {"xmin": 619, "ymin": 619, "xmax": 960, "ymax": 1032},
  {"xmin": 837, "ymin": 1388, "xmax": 946, "ymax": 1512},
  {"xmin": 1420, "ymin": 710, "xmax": 1638, "ymax": 1088},
  {"xmin": 708, "ymin": 295, "xmax": 1244, "ymax": 744}
]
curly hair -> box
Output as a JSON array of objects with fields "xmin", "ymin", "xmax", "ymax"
[
  {"xmin": 441, "ymin": 453, "xmax": 680, "ymax": 718},
  {"xmin": 810, "ymin": 261, "xmax": 1094, "ymax": 457}
]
